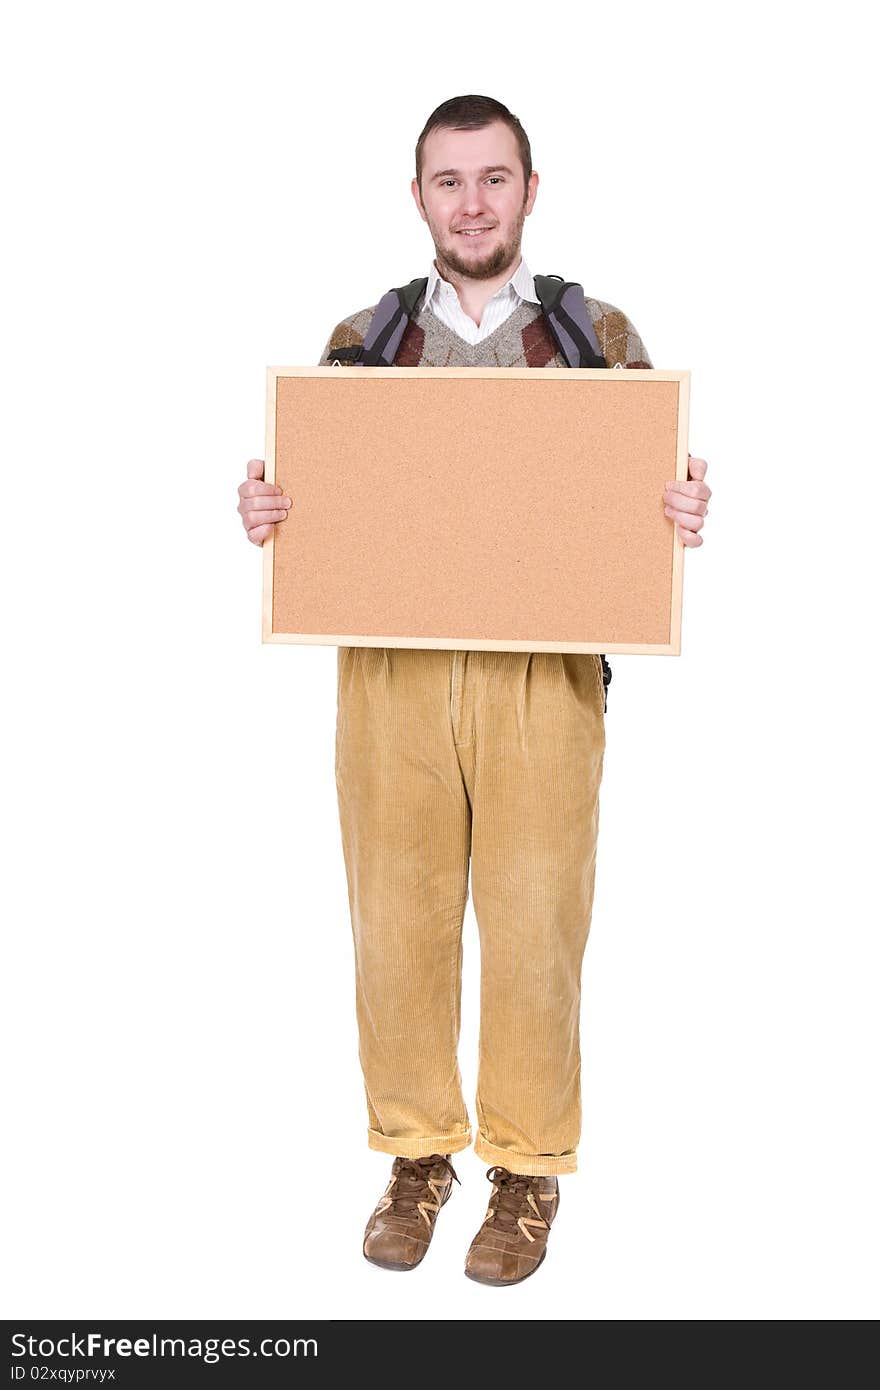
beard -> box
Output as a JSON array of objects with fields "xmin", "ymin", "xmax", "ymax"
[{"xmin": 431, "ymin": 198, "xmax": 528, "ymax": 281}]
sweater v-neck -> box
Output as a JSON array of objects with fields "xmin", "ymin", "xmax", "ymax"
[{"xmin": 415, "ymin": 298, "xmax": 540, "ymax": 358}]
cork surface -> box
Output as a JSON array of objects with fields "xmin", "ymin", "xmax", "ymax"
[{"xmin": 264, "ymin": 367, "xmax": 689, "ymax": 653}]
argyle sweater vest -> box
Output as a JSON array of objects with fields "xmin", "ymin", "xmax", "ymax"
[{"xmin": 318, "ymin": 291, "xmax": 653, "ymax": 369}]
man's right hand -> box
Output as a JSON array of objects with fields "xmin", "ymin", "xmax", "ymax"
[{"xmin": 238, "ymin": 458, "xmax": 292, "ymax": 546}]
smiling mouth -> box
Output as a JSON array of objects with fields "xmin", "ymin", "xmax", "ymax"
[{"xmin": 456, "ymin": 227, "xmax": 494, "ymax": 238}]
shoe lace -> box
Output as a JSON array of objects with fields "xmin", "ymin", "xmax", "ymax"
[
  {"xmin": 484, "ymin": 1165, "xmax": 551, "ymax": 1243},
  {"xmin": 377, "ymin": 1154, "xmax": 460, "ymax": 1229}
]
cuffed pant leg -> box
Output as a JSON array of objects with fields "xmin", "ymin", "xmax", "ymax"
[
  {"xmin": 335, "ymin": 646, "xmax": 473, "ymax": 1157},
  {"xmin": 465, "ymin": 651, "xmax": 606, "ymax": 1177}
]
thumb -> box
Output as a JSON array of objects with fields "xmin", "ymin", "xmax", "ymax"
[
  {"xmin": 687, "ymin": 453, "xmax": 707, "ymax": 481},
  {"xmin": 247, "ymin": 457, "xmax": 265, "ymax": 480}
]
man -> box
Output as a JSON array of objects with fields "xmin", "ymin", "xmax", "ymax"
[{"xmin": 238, "ymin": 95, "xmax": 711, "ymax": 1286}]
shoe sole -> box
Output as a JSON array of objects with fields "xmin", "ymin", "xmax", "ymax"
[
  {"xmin": 363, "ymin": 1252, "xmax": 425, "ymax": 1272},
  {"xmin": 464, "ymin": 1247, "xmax": 547, "ymax": 1286}
]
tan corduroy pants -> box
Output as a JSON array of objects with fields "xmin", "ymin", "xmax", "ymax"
[{"xmin": 334, "ymin": 645, "xmax": 606, "ymax": 1177}]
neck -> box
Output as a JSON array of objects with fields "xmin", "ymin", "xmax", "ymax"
[{"xmin": 434, "ymin": 252, "xmax": 523, "ymax": 328}]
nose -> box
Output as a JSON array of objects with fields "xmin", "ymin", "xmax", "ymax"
[{"xmin": 457, "ymin": 187, "xmax": 492, "ymax": 218}]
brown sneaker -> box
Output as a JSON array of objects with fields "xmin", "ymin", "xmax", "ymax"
[
  {"xmin": 362, "ymin": 1153, "xmax": 460, "ymax": 1271},
  {"xmin": 464, "ymin": 1165, "xmax": 560, "ymax": 1286}
]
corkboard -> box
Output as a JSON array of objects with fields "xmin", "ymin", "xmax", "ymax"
[{"xmin": 262, "ymin": 367, "xmax": 690, "ymax": 654}]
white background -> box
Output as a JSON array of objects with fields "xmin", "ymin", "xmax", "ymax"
[{"xmin": 2, "ymin": 0, "xmax": 877, "ymax": 1322}]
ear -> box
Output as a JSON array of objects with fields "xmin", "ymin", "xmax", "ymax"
[
  {"xmin": 524, "ymin": 170, "xmax": 539, "ymax": 215},
  {"xmin": 411, "ymin": 178, "xmax": 428, "ymax": 224}
]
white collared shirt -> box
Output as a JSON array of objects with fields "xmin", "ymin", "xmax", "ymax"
[{"xmin": 422, "ymin": 254, "xmax": 539, "ymax": 345}]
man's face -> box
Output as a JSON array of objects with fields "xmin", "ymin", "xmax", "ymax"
[{"xmin": 412, "ymin": 120, "xmax": 539, "ymax": 281}]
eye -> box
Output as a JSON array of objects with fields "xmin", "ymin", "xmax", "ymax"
[{"xmin": 439, "ymin": 177, "xmax": 504, "ymax": 188}]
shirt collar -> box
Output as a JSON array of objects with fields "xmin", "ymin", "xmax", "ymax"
[{"xmin": 422, "ymin": 254, "xmax": 539, "ymax": 311}]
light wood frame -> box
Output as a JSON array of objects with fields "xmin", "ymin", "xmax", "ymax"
[{"xmin": 263, "ymin": 366, "xmax": 690, "ymax": 654}]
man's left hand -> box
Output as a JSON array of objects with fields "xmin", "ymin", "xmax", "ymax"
[{"xmin": 663, "ymin": 455, "xmax": 711, "ymax": 548}]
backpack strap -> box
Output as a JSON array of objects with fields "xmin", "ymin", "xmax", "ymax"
[
  {"xmin": 361, "ymin": 277, "xmax": 428, "ymax": 365},
  {"xmin": 533, "ymin": 274, "xmax": 607, "ymax": 368},
  {"xmin": 598, "ymin": 653, "xmax": 612, "ymax": 710},
  {"xmin": 328, "ymin": 278, "xmax": 428, "ymax": 366}
]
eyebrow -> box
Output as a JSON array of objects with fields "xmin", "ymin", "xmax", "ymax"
[{"xmin": 429, "ymin": 164, "xmax": 515, "ymax": 182}]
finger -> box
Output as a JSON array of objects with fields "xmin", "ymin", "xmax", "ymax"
[
  {"xmin": 687, "ymin": 456, "xmax": 708, "ymax": 480},
  {"xmin": 679, "ymin": 526, "xmax": 703, "ymax": 547},
  {"xmin": 243, "ymin": 508, "xmax": 289, "ymax": 528},
  {"xmin": 240, "ymin": 459, "xmax": 283, "ymax": 498},
  {"xmin": 238, "ymin": 479, "xmax": 287, "ymax": 499},
  {"xmin": 663, "ymin": 493, "xmax": 708, "ymax": 516},
  {"xmin": 665, "ymin": 478, "xmax": 709, "ymax": 500},
  {"xmin": 247, "ymin": 522, "xmax": 275, "ymax": 545},
  {"xmin": 665, "ymin": 506, "xmax": 705, "ymax": 530},
  {"xmin": 241, "ymin": 494, "xmax": 292, "ymax": 512}
]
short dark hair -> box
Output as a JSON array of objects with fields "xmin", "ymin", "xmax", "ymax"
[{"xmin": 415, "ymin": 95, "xmax": 532, "ymax": 199}]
